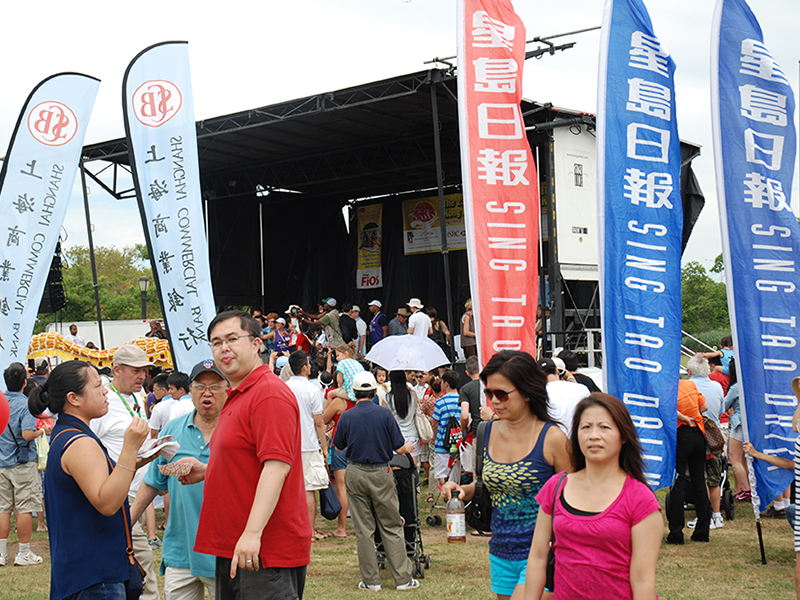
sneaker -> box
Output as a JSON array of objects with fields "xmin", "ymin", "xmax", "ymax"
[
  {"xmin": 397, "ymin": 579, "xmax": 420, "ymax": 590},
  {"xmin": 148, "ymin": 537, "xmax": 162, "ymax": 548},
  {"xmin": 712, "ymin": 515, "xmax": 725, "ymax": 529},
  {"xmin": 733, "ymin": 489, "xmax": 752, "ymax": 502},
  {"xmin": 358, "ymin": 581, "xmax": 382, "ymax": 591},
  {"xmin": 687, "ymin": 518, "xmax": 698, "ymax": 529},
  {"xmin": 14, "ymin": 550, "xmax": 43, "ymax": 566},
  {"xmin": 0, "ymin": 552, "xmax": 7, "ymax": 567}
]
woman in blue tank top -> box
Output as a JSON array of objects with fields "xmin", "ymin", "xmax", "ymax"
[
  {"xmin": 27, "ymin": 361, "xmax": 151, "ymax": 600},
  {"xmin": 443, "ymin": 350, "xmax": 571, "ymax": 599}
]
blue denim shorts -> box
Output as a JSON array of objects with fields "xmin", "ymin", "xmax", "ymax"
[
  {"xmin": 489, "ymin": 553, "xmax": 527, "ymax": 596},
  {"xmin": 330, "ymin": 444, "xmax": 348, "ymax": 472},
  {"xmin": 64, "ymin": 582, "xmax": 126, "ymax": 600}
]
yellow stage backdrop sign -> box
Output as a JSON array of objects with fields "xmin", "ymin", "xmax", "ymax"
[
  {"xmin": 356, "ymin": 203, "xmax": 383, "ymax": 289},
  {"xmin": 402, "ymin": 194, "xmax": 466, "ymax": 255}
]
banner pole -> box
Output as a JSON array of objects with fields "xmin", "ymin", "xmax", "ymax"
[
  {"xmin": 756, "ymin": 518, "xmax": 767, "ymax": 565},
  {"xmin": 431, "ymin": 81, "xmax": 455, "ymax": 363},
  {"xmin": 80, "ymin": 159, "xmax": 105, "ymax": 349}
]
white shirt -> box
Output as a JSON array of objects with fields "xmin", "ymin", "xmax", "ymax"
[
  {"xmin": 546, "ymin": 380, "xmax": 590, "ymax": 438},
  {"xmin": 64, "ymin": 333, "xmax": 85, "ymax": 346},
  {"xmin": 92, "ymin": 384, "xmax": 147, "ymax": 494},
  {"xmin": 168, "ymin": 395, "xmax": 194, "ymax": 422},
  {"xmin": 285, "ymin": 375, "xmax": 324, "ymax": 452},
  {"xmin": 355, "ymin": 317, "xmax": 367, "ymax": 352},
  {"xmin": 148, "ymin": 398, "xmax": 177, "ymax": 433},
  {"xmin": 407, "ymin": 311, "xmax": 432, "ymax": 337}
]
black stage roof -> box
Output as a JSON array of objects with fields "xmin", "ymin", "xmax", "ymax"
[{"xmin": 82, "ymin": 68, "xmax": 701, "ymax": 330}]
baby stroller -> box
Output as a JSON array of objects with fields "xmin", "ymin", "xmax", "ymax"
[
  {"xmin": 665, "ymin": 453, "xmax": 735, "ymax": 522},
  {"xmin": 375, "ymin": 454, "xmax": 431, "ymax": 578}
]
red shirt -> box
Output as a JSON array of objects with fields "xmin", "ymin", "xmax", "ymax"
[{"xmin": 194, "ymin": 365, "xmax": 311, "ymax": 567}]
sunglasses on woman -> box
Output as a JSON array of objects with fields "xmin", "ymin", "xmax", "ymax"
[{"xmin": 483, "ymin": 387, "xmax": 517, "ymax": 401}]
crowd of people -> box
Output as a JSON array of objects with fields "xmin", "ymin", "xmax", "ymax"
[{"xmin": 1, "ymin": 312, "xmax": 799, "ymax": 599}]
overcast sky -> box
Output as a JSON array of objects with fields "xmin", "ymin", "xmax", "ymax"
[{"xmin": 0, "ymin": 0, "xmax": 796, "ymax": 272}]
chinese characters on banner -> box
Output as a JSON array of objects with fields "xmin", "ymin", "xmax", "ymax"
[
  {"xmin": 402, "ymin": 194, "xmax": 467, "ymax": 255},
  {"xmin": 356, "ymin": 204, "xmax": 383, "ymax": 289},
  {"xmin": 597, "ymin": 0, "xmax": 683, "ymax": 489},
  {"xmin": 0, "ymin": 74, "xmax": 99, "ymax": 367},
  {"xmin": 712, "ymin": 0, "xmax": 798, "ymax": 507},
  {"xmin": 123, "ymin": 42, "xmax": 217, "ymax": 371},
  {"xmin": 457, "ymin": 0, "xmax": 539, "ymax": 365}
]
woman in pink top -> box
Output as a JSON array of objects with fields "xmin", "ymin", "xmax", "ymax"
[{"xmin": 525, "ymin": 393, "xmax": 662, "ymax": 600}]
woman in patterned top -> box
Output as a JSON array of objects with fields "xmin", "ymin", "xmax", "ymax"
[{"xmin": 443, "ymin": 350, "xmax": 570, "ymax": 599}]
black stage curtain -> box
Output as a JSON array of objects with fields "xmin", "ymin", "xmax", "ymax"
[{"xmin": 208, "ymin": 195, "xmax": 471, "ymax": 331}]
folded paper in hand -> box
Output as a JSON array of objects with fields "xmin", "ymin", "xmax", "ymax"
[{"xmin": 138, "ymin": 435, "xmax": 180, "ymax": 460}]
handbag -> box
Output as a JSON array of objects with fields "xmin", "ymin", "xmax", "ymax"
[
  {"xmin": 465, "ymin": 421, "xmax": 492, "ymax": 532},
  {"xmin": 414, "ymin": 406, "xmax": 434, "ymax": 444},
  {"xmin": 36, "ymin": 434, "xmax": 49, "ymax": 471},
  {"xmin": 702, "ymin": 417, "xmax": 725, "ymax": 453},
  {"xmin": 319, "ymin": 485, "xmax": 342, "ymax": 521},
  {"xmin": 545, "ymin": 472, "xmax": 568, "ymax": 592},
  {"xmin": 122, "ymin": 500, "xmax": 146, "ymax": 600}
]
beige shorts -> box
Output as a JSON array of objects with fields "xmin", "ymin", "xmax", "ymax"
[
  {"xmin": 302, "ymin": 450, "xmax": 330, "ymax": 491},
  {"xmin": 0, "ymin": 462, "xmax": 42, "ymax": 513}
]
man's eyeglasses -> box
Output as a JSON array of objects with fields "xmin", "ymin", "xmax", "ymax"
[
  {"xmin": 191, "ymin": 383, "xmax": 227, "ymax": 393},
  {"xmin": 209, "ymin": 334, "xmax": 254, "ymax": 349},
  {"xmin": 483, "ymin": 387, "xmax": 517, "ymax": 402}
]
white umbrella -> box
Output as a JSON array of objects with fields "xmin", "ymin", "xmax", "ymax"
[{"xmin": 365, "ymin": 334, "xmax": 450, "ymax": 372}]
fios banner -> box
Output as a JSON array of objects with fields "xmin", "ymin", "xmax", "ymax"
[
  {"xmin": 457, "ymin": 0, "xmax": 538, "ymax": 364},
  {"xmin": 123, "ymin": 42, "xmax": 216, "ymax": 371},
  {"xmin": 712, "ymin": 0, "xmax": 797, "ymax": 506},
  {"xmin": 0, "ymin": 74, "xmax": 99, "ymax": 366},
  {"xmin": 356, "ymin": 203, "xmax": 383, "ymax": 289},
  {"xmin": 597, "ymin": 0, "xmax": 682, "ymax": 489}
]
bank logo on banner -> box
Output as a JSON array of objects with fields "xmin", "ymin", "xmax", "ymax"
[
  {"xmin": 0, "ymin": 73, "xmax": 100, "ymax": 366},
  {"xmin": 712, "ymin": 0, "xmax": 798, "ymax": 507},
  {"xmin": 597, "ymin": 0, "xmax": 683, "ymax": 489},
  {"xmin": 123, "ymin": 42, "xmax": 217, "ymax": 371},
  {"xmin": 457, "ymin": 0, "xmax": 539, "ymax": 365},
  {"xmin": 27, "ymin": 102, "xmax": 79, "ymax": 146},
  {"xmin": 132, "ymin": 80, "xmax": 182, "ymax": 127}
]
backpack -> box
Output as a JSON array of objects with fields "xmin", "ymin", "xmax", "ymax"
[{"xmin": 445, "ymin": 414, "xmax": 463, "ymax": 458}]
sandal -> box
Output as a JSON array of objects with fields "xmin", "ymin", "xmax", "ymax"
[
  {"xmin": 311, "ymin": 531, "xmax": 329, "ymax": 542},
  {"xmin": 425, "ymin": 494, "xmax": 435, "ymax": 503}
]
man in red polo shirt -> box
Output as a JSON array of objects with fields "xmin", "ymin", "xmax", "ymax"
[{"xmin": 190, "ymin": 310, "xmax": 310, "ymax": 599}]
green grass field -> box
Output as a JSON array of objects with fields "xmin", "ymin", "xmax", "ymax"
[{"xmin": 0, "ymin": 487, "xmax": 796, "ymax": 600}]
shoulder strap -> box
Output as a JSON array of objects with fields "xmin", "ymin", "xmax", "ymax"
[
  {"xmin": 552, "ymin": 471, "xmax": 568, "ymax": 515},
  {"xmin": 550, "ymin": 471, "xmax": 568, "ymax": 546},
  {"xmin": 475, "ymin": 420, "xmax": 488, "ymax": 479}
]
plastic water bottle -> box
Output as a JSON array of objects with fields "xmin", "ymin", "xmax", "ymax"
[{"xmin": 447, "ymin": 490, "xmax": 466, "ymax": 544}]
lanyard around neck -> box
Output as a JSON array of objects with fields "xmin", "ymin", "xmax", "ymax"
[{"xmin": 108, "ymin": 382, "xmax": 142, "ymax": 418}]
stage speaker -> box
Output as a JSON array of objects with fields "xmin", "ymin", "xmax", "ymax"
[{"xmin": 38, "ymin": 242, "xmax": 66, "ymax": 314}]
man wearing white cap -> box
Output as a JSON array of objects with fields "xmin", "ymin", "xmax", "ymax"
[
  {"xmin": 538, "ymin": 357, "xmax": 590, "ymax": 438},
  {"xmin": 332, "ymin": 372, "xmax": 419, "ymax": 591},
  {"xmin": 367, "ymin": 301, "xmax": 389, "ymax": 349},
  {"xmin": 319, "ymin": 298, "xmax": 345, "ymax": 349},
  {"xmin": 350, "ymin": 306, "xmax": 367, "ymax": 358},
  {"xmin": 91, "ymin": 345, "xmax": 160, "ymax": 600},
  {"xmin": 406, "ymin": 298, "xmax": 432, "ymax": 338}
]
